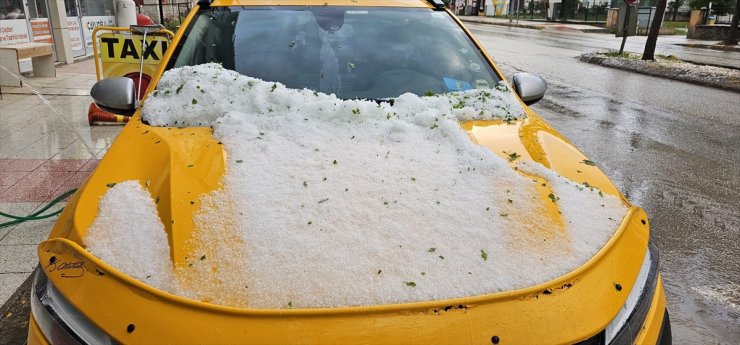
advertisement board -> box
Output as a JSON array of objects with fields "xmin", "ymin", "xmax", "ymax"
[
  {"xmin": 68, "ymin": 18, "xmax": 84, "ymax": 53},
  {"xmin": 0, "ymin": 19, "xmax": 31, "ymax": 45},
  {"xmin": 30, "ymin": 18, "xmax": 52, "ymax": 43},
  {"xmin": 82, "ymin": 16, "xmax": 115, "ymax": 49},
  {"xmin": 493, "ymin": 0, "xmax": 508, "ymax": 16}
]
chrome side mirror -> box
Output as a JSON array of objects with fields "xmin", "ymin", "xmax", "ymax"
[
  {"xmin": 90, "ymin": 77, "xmax": 136, "ymax": 113},
  {"xmin": 510, "ymin": 73, "xmax": 547, "ymax": 106}
]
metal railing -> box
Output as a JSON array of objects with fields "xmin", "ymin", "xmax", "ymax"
[
  {"xmin": 137, "ymin": 2, "xmax": 193, "ymax": 29},
  {"xmin": 557, "ymin": 0, "xmax": 609, "ymax": 22},
  {"xmin": 524, "ymin": 0, "xmax": 549, "ymax": 20},
  {"xmin": 511, "ymin": 0, "xmax": 609, "ymax": 22}
]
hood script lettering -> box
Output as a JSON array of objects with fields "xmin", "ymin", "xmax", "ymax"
[{"xmin": 46, "ymin": 259, "xmax": 85, "ymax": 278}]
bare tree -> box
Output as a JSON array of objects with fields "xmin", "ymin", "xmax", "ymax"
[
  {"xmin": 723, "ymin": 0, "xmax": 739, "ymax": 45},
  {"xmin": 642, "ymin": 0, "xmax": 669, "ymax": 60}
]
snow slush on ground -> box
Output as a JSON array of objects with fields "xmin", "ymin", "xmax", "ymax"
[
  {"xmin": 579, "ymin": 52, "xmax": 740, "ymax": 92},
  {"xmin": 84, "ymin": 63, "xmax": 628, "ymax": 309}
]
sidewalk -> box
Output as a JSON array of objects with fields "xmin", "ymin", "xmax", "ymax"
[
  {"xmin": 458, "ymin": 15, "xmax": 609, "ymax": 33},
  {"xmin": 0, "ymin": 59, "xmax": 121, "ymax": 306},
  {"xmin": 460, "ymin": 15, "xmax": 740, "ymax": 72}
]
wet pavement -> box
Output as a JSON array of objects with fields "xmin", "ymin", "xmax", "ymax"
[
  {"xmin": 0, "ymin": 59, "xmax": 120, "ymax": 307},
  {"xmin": 460, "ymin": 18, "xmax": 740, "ymax": 69},
  {"xmin": 467, "ymin": 23, "xmax": 740, "ymax": 343}
]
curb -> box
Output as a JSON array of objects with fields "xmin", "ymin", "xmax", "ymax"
[
  {"xmin": 459, "ymin": 18, "xmax": 608, "ymax": 33},
  {"xmin": 579, "ymin": 53, "xmax": 740, "ymax": 93},
  {"xmin": 674, "ymin": 43, "xmax": 740, "ymax": 53},
  {"xmin": 581, "ymin": 28, "xmax": 610, "ymax": 33},
  {"xmin": 0, "ymin": 273, "xmax": 32, "ymax": 345},
  {"xmin": 459, "ymin": 18, "xmax": 544, "ymax": 30}
]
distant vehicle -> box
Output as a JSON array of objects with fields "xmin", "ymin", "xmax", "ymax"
[{"xmin": 28, "ymin": 0, "xmax": 671, "ymax": 344}]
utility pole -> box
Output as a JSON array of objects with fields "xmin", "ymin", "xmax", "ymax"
[{"xmin": 158, "ymin": 0, "xmax": 165, "ymax": 25}]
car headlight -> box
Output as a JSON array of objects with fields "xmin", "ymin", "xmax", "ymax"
[
  {"xmin": 605, "ymin": 242, "xmax": 660, "ymax": 345},
  {"xmin": 31, "ymin": 266, "xmax": 113, "ymax": 344}
]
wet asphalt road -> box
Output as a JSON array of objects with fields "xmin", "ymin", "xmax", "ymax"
[{"xmin": 466, "ymin": 23, "xmax": 740, "ymax": 343}]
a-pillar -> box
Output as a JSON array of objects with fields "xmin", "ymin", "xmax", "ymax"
[{"xmin": 47, "ymin": 0, "xmax": 74, "ymax": 64}]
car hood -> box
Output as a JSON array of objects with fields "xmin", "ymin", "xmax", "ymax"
[
  {"xmin": 51, "ymin": 109, "xmax": 627, "ymax": 263},
  {"xmin": 39, "ymin": 109, "xmax": 649, "ymax": 343}
]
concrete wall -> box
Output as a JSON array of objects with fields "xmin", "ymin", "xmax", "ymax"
[
  {"xmin": 687, "ymin": 8, "xmax": 739, "ymax": 40},
  {"xmin": 690, "ymin": 24, "xmax": 739, "ymax": 40},
  {"xmin": 687, "ymin": 9, "xmax": 706, "ymax": 38}
]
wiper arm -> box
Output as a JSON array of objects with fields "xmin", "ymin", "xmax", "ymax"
[
  {"xmin": 338, "ymin": 96, "xmax": 395, "ymax": 105},
  {"xmin": 365, "ymin": 98, "xmax": 395, "ymax": 106}
]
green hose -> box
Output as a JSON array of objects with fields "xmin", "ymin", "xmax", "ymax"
[{"xmin": 0, "ymin": 189, "xmax": 77, "ymax": 228}]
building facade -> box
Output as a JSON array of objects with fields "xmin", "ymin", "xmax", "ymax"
[{"xmin": 1, "ymin": 0, "xmax": 116, "ymax": 66}]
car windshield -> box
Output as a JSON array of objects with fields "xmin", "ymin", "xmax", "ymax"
[{"xmin": 166, "ymin": 6, "xmax": 501, "ymax": 99}]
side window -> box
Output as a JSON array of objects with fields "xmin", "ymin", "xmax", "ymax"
[{"xmin": 170, "ymin": 9, "xmax": 237, "ymax": 70}]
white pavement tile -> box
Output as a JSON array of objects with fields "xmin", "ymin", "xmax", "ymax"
[
  {"xmin": 9, "ymin": 147, "xmax": 64, "ymax": 160},
  {"xmin": 0, "ymin": 59, "xmax": 112, "ymax": 307},
  {"xmin": 0, "ymin": 203, "xmax": 41, "ymax": 240},
  {"xmin": 0, "ymin": 94, "xmax": 27, "ymax": 104},
  {"xmin": 0, "ymin": 244, "xmax": 38, "ymax": 273},
  {"xmin": 1, "ymin": 216, "xmax": 57, "ymax": 245},
  {"xmin": 53, "ymin": 143, "xmax": 101, "ymax": 160},
  {"xmin": 0, "ymin": 272, "xmax": 31, "ymax": 307},
  {"xmin": 0, "ymin": 148, "xmax": 21, "ymax": 159}
]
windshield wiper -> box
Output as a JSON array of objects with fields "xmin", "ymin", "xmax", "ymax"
[{"xmin": 364, "ymin": 98, "xmax": 395, "ymax": 106}]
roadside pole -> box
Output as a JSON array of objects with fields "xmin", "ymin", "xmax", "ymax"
[
  {"xmin": 619, "ymin": 4, "xmax": 631, "ymax": 54},
  {"xmin": 509, "ymin": 0, "xmax": 514, "ymax": 22},
  {"xmin": 158, "ymin": 0, "xmax": 165, "ymax": 25},
  {"xmin": 617, "ymin": 0, "xmax": 637, "ymax": 54}
]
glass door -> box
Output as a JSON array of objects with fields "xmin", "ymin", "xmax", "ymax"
[
  {"xmin": 27, "ymin": 0, "xmax": 53, "ymax": 44},
  {"xmin": 63, "ymin": 0, "xmax": 85, "ymax": 57},
  {"xmin": 79, "ymin": 0, "xmax": 114, "ymax": 55}
]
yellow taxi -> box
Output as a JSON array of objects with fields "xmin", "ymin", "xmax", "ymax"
[{"xmin": 28, "ymin": 0, "xmax": 671, "ymax": 344}]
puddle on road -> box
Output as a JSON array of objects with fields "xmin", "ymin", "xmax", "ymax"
[{"xmin": 528, "ymin": 76, "xmax": 740, "ymax": 343}]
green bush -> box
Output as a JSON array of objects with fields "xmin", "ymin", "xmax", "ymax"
[
  {"xmin": 661, "ymin": 21, "xmax": 689, "ymax": 28},
  {"xmin": 164, "ymin": 17, "xmax": 180, "ymax": 31}
]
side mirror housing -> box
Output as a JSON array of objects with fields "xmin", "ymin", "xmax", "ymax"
[
  {"xmin": 90, "ymin": 77, "xmax": 136, "ymax": 114},
  {"xmin": 510, "ymin": 73, "xmax": 547, "ymax": 106}
]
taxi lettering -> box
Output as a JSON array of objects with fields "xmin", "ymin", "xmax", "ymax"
[{"xmin": 99, "ymin": 33, "xmax": 169, "ymax": 64}]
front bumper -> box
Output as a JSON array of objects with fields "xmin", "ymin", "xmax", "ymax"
[
  {"xmin": 28, "ymin": 314, "xmax": 50, "ymax": 345},
  {"xmin": 636, "ymin": 276, "xmax": 671, "ymax": 345},
  {"xmin": 27, "ymin": 277, "xmax": 672, "ymax": 345},
  {"xmin": 27, "ymin": 206, "xmax": 671, "ymax": 344}
]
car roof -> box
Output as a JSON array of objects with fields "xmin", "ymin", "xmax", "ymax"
[{"xmin": 210, "ymin": 0, "xmax": 433, "ymax": 8}]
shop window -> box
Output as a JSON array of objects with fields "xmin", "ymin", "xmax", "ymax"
[
  {"xmin": 1, "ymin": 0, "xmax": 26, "ymax": 19},
  {"xmin": 27, "ymin": 0, "xmax": 49, "ymax": 19},
  {"xmin": 80, "ymin": 0, "xmax": 113, "ymax": 16},
  {"xmin": 64, "ymin": 0, "xmax": 78, "ymax": 17}
]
